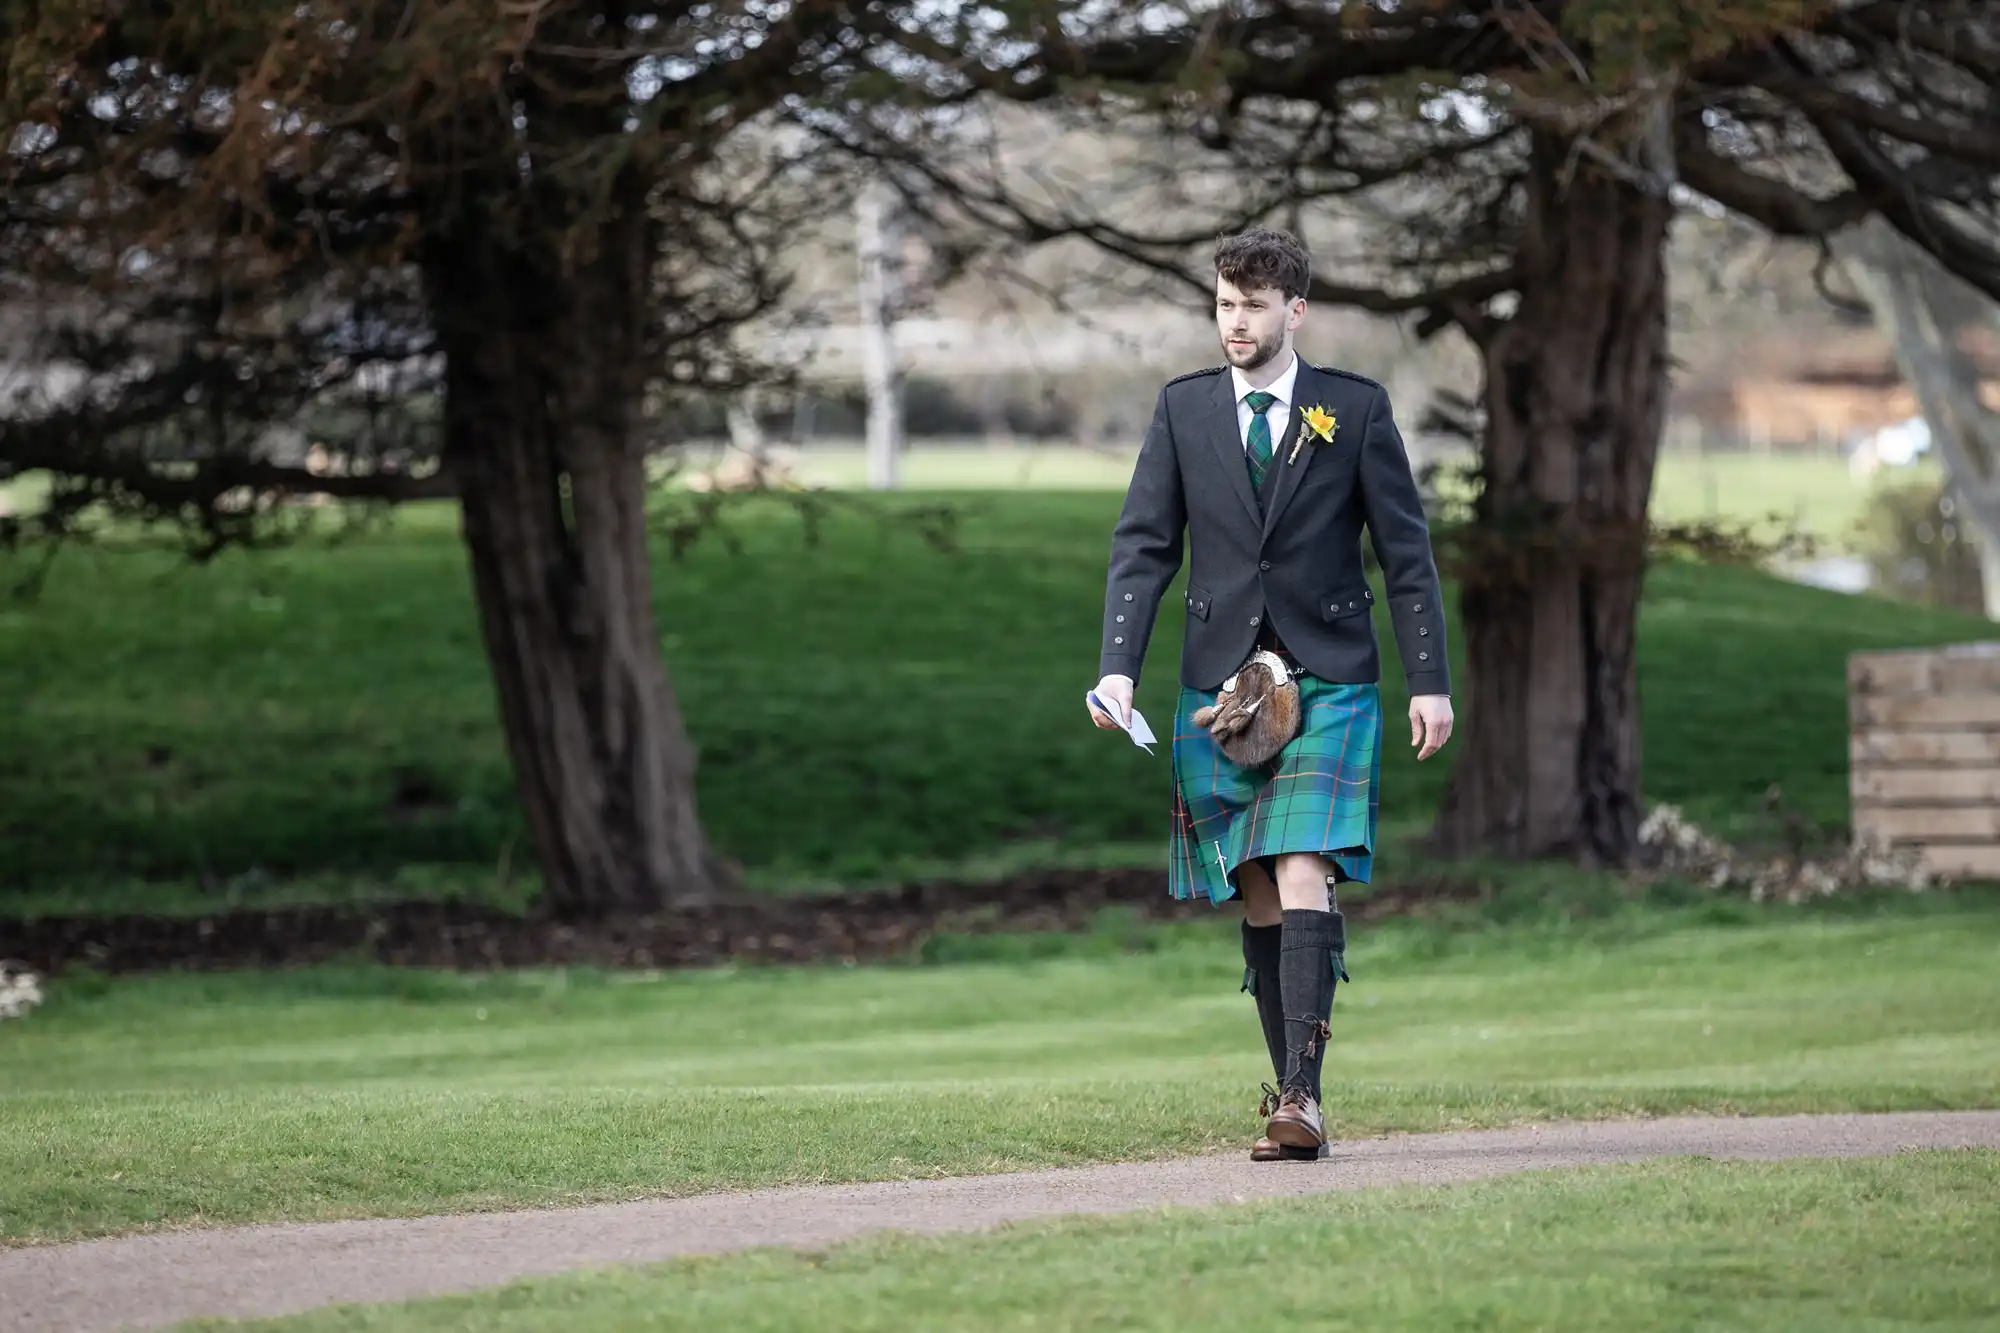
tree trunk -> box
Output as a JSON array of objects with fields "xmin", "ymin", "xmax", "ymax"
[
  {"xmin": 1977, "ymin": 532, "xmax": 2000, "ymax": 622},
  {"xmin": 1430, "ymin": 136, "xmax": 1675, "ymax": 863},
  {"xmin": 423, "ymin": 177, "xmax": 732, "ymax": 916}
]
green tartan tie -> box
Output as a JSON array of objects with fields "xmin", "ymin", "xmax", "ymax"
[{"xmin": 1244, "ymin": 389, "xmax": 1278, "ymax": 494}]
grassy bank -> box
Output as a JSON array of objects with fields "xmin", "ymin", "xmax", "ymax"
[{"xmin": 2, "ymin": 491, "xmax": 1988, "ymax": 914}]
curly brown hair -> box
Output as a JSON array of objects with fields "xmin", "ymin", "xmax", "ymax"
[{"xmin": 1214, "ymin": 227, "xmax": 1311, "ymax": 302}]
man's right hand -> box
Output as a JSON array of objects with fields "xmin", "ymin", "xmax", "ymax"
[{"xmin": 1089, "ymin": 673, "xmax": 1135, "ymax": 729}]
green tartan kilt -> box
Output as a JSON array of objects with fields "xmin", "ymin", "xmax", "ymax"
[{"xmin": 1168, "ymin": 675, "xmax": 1383, "ymax": 906}]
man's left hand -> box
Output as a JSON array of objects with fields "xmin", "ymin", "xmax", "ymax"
[{"xmin": 1410, "ymin": 694, "xmax": 1454, "ymax": 761}]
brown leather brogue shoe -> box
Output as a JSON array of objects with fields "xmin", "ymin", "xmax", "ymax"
[
  {"xmin": 1264, "ymin": 1086, "xmax": 1326, "ymax": 1150},
  {"xmin": 1250, "ymin": 1135, "xmax": 1327, "ymax": 1162},
  {"xmin": 1251, "ymin": 1083, "xmax": 1328, "ymax": 1160}
]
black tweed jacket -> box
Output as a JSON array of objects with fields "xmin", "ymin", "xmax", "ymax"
[{"xmin": 1098, "ymin": 358, "xmax": 1450, "ymax": 696}]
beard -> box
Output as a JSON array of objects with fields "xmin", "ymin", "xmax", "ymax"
[{"xmin": 1221, "ymin": 326, "xmax": 1284, "ymax": 371}]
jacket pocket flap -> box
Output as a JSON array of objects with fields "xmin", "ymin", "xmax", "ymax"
[
  {"xmin": 1185, "ymin": 586, "xmax": 1212, "ymax": 621},
  {"xmin": 1320, "ymin": 588, "xmax": 1374, "ymax": 622}
]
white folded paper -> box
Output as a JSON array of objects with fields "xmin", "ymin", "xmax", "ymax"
[{"xmin": 1088, "ymin": 691, "xmax": 1157, "ymax": 753}]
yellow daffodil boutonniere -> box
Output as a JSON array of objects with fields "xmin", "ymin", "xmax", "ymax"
[{"xmin": 1287, "ymin": 404, "xmax": 1337, "ymax": 464}]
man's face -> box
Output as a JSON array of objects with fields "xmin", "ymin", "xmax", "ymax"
[{"xmin": 1215, "ymin": 276, "xmax": 1302, "ymax": 371}]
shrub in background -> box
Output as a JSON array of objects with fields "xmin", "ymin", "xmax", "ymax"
[{"xmin": 1856, "ymin": 472, "xmax": 1989, "ymax": 614}]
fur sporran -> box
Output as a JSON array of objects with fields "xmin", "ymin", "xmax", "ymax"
[{"xmin": 1190, "ymin": 649, "xmax": 1302, "ymax": 767}]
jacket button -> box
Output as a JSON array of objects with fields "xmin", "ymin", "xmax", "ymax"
[
  {"xmin": 1418, "ymin": 651, "xmax": 1429, "ymax": 661},
  {"xmin": 1249, "ymin": 616, "xmax": 1260, "ymax": 627},
  {"xmin": 1349, "ymin": 600, "xmax": 1357, "ymax": 609},
  {"xmin": 1116, "ymin": 615, "xmax": 1126, "ymax": 623},
  {"xmin": 1259, "ymin": 560, "xmax": 1271, "ymax": 571},
  {"xmin": 1418, "ymin": 627, "xmax": 1428, "ymax": 636},
  {"xmin": 1124, "ymin": 593, "xmax": 1134, "ymax": 601},
  {"xmin": 1414, "ymin": 604, "xmax": 1424, "ymax": 613},
  {"xmin": 1114, "ymin": 636, "xmax": 1125, "ymax": 645}
]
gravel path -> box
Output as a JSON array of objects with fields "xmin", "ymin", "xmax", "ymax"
[{"xmin": 9, "ymin": 1110, "xmax": 1997, "ymax": 1332}]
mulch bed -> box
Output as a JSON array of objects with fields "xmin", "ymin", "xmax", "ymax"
[{"xmin": 2, "ymin": 869, "xmax": 1486, "ymax": 976}]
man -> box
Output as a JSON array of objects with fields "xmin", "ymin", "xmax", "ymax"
[{"xmin": 1088, "ymin": 227, "xmax": 1454, "ymax": 1161}]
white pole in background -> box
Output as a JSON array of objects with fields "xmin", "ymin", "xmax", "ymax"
[{"xmin": 856, "ymin": 179, "xmax": 905, "ymax": 491}]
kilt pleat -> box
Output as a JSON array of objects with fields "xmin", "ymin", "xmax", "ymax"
[{"xmin": 1168, "ymin": 676, "xmax": 1382, "ymax": 905}]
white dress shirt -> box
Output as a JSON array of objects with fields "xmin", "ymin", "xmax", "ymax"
[{"xmin": 1229, "ymin": 351, "xmax": 1300, "ymax": 455}]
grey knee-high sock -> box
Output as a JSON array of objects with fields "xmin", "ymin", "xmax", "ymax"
[
  {"xmin": 1239, "ymin": 920, "xmax": 1286, "ymax": 1084},
  {"xmin": 1278, "ymin": 904, "xmax": 1346, "ymax": 1101}
]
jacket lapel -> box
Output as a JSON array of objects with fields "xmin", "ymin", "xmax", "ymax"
[
  {"xmin": 1260, "ymin": 361, "xmax": 1315, "ymax": 536},
  {"xmin": 1206, "ymin": 371, "xmax": 1261, "ymax": 526}
]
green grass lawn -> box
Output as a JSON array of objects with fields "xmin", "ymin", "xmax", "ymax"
[
  {"xmin": 6, "ymin": 898, "xmax": 1997, "ymax": 1245},
  {"xmin": 196, "ymin": 1151, "xmax": 2000, "ymax": 1333},
  {"xmin": 1, "ymin": 487, "xmax": 1989, "ymax": 914},
  {"xmin": 1648, "ymin": 451, "xmax": 1929, "ymax": 543}
]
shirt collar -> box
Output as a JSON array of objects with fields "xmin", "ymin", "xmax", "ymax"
[{"xmin": 1231, "ymin": 350, "xmax": 1300, "ymax": 411}]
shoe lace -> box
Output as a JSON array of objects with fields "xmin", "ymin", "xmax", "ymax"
[{"xmin": 1257, "ymin": 1082, "xmax": 1281, "ymax": 1119}]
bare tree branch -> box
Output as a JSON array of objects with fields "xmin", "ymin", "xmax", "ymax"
[
  {"xmin": 1767, "ymin": 77, "xmax": 2000, "ymax": 169},
  {"xmin": 1675, "ymin": 134, "xmax": 1874, "ymax": 236},
  {"xmin": 1806, "ymin": 106, "xmax": 2000, "ymax": 300},
  {"xmin": 1842, "ymin": 2, "xmax": 2000, "ymax": 81}
]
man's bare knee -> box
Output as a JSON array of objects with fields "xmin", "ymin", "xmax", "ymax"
[
  {"xmin": 1274, "ymin": 853, "xmax": 1333, "ymax": 913},
  {"xmin": 1237, "ymin": 860, "xmax": 1282, "ymax": 926}
]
